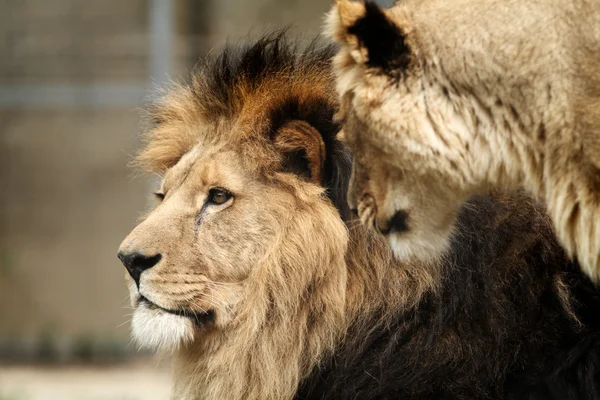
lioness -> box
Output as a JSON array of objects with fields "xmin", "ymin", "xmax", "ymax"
[
  {"xmin": 327, "ymin": 0, "xmax": 600, "ymax": 281},
  {"xmin": 117, "ymin": 34, "xmax": 600, "ymax": 399}
]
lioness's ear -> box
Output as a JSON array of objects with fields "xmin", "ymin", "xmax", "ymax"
[
  {"xmin": 274, "ymin": 120, "xmax": 326, "ymax": 184},
  {"xmin": 327, "ymin": 0, "xmax": 411, "ymax": 72}
]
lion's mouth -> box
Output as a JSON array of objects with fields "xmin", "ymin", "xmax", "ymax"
[{"xmin": 138, "ymin": 295, "xmax": 215, "ymax": 327}]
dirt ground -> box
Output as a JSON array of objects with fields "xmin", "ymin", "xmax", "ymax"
[{"xmin": 0, "ymin": 362, "xmax": 171, "ymax": 400}]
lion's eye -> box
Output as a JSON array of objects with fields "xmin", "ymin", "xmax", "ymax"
[
  {"xmin": 207, "ymin": 188, "xmax": 232, "ymax": 205},
  {"xmin": 154, "ymin": 192, "xmax": 165, "ymax": 201}
]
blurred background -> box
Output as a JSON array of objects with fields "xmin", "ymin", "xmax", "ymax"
[{"xmin": 0, "ymin": 1, "xmax": 394, "ymax": 399}]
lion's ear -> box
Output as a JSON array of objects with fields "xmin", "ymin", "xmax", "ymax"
[
  {"xmin": 274, "ymin": 120, "xmax": 326, "ymax": 185},
  {"xmin": 327, "ymin": 0, "xmax": 411, "ymax": 72}
]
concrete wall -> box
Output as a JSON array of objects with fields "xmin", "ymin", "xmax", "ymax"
[{"xmin": 0, "ymin": 109, "xmax": 146, "ymax": 359}]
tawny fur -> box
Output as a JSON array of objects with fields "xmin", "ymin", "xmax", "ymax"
[{"xmin": 326, "ymin": 0, "xmax": 600, "ymax": 282}]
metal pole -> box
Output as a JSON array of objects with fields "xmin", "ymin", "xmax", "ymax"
[
  {"xmin": 149, "ymin": 0, "xmax": 174, "ymax": 90},
  {"xmin": 147, "ymin": 0, "xmax": 174, "ymax": 193}
]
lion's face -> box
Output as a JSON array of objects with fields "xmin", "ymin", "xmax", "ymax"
[
  {"xmin": 328, "ymin": 1, "xmax": 482, "ymax": 263},
  {"xmin": 118, "ymin": 135, "xmax": 344, "ymax": 350},
  {"xmin": 343, "ymin": 99, "xmax": 467, "ymax": 263},
  {"xmin": 118, "ymin": 146, "xmax": 268, "ymax": 348}
]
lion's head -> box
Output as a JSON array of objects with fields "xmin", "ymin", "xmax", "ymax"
[
  {"xmin": 117, "ymin": 34, "xmax": 362, "ymax": 399},
  {"xmin": 326, "ymin": 1, "xmax": 510, "ymax": 263},
  {"xmin": 340, "ymin": 91, "xmax": 469, "ymax": 262}
]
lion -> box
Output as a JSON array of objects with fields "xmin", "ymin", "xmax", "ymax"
[
  {"xmin": 117, "ymin": 33, "xmax": 600, "ymax": 399},
  {"xmin": 326, "ymin": 0, "xmax": 600, "ymax": 282}
]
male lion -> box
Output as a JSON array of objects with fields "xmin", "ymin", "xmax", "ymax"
[
  {"xmin": 326, "ymin": 0, "xmax": 600, "ymax": 282},
  {"xmin": 118, "ymin": 34, "xmax": 600, "ymax": 399}
]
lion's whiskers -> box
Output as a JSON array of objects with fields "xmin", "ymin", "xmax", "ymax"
[{"xmin": 117, "ymin": 315, "xmax": 134, "ymax": 329}]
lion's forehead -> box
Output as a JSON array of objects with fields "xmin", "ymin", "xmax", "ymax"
[{"xmin": 162, "ymin": 140, "xmax": 272, "ymax": 196}]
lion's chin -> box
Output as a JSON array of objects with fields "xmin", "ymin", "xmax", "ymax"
[
  {"xmin": 387, "ymin": 228, "xmax": 453, "ymax": 264},
  {"xmin": 131, "ymin": 304, "xmax": 195, "ymax": 352}
]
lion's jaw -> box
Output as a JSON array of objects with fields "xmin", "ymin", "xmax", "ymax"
[{"xmin": 129, "ymin": 288, "xmax": 196, "ymax": 351}]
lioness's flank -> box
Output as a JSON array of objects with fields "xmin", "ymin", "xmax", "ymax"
[
  {"xmin": 327, "ymin": 0, "xmax": 600, "ymax": 282},
  {"xmin": 117, "ymin": 34, "xmax": 600, "ymax": 399}
]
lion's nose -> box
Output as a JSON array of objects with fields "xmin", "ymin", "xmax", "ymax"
[
  {"xmin": 117, "ymin": 251, "xmax": 161, "ymax": 287},
  {"xmin": 377, "ymin": 210, "xmax": 409, "ymax": 235}
]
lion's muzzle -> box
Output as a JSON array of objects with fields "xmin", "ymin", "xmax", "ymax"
[
  {"xmin": 117, "ymin": 250, "xmax": 161, "ymax": 287},
  {"xmin": 377, "ymin": 210, "xmax": 409, "ymax": 235}
]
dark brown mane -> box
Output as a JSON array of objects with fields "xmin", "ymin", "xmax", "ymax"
[
  {"xmin": 138, "ymin": 32, "xmax": 353, "ymax": 219},
  {"xmin": 189, "ymin": 31, "xmax": 336, "ymax": 119}
]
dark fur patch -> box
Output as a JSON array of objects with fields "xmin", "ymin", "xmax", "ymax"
[
  {"xmin": 389, "ymin": 209, "xmax": 409, "ymax": 233},
  {"xmin": 267, "ymin": 95, "xmax": 352, "ymax": 219},
  {"xmin": 537, "ymin": 122, "xmax": 547, "ymax": 142},
  {"xmin": 189, "ymin": 32, "xmax": 337, "ymax": 119},
  {"xmin": 347, "ymin": 2, "xmax": 411, "ymax": 73},
  {"xmin": 297, "ymin": 191, "xmax": 600, "ymax": 399}
]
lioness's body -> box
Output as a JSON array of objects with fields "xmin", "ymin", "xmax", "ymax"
[
  {"xmin": 118, "ymin": 35, "xmax": 600, "ymax": 399},
  {"xmin": 328, "ymin": 0, "xmax": 600, "ymax": 281}
]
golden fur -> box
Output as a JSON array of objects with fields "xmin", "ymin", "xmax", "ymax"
[
  {"xmin": 118, "ymin": 36, "xmax": 436, "ymax": 400},
  {"xmin": 326, "ymin": 0, "xmax": 600, "ymax": 281}
]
